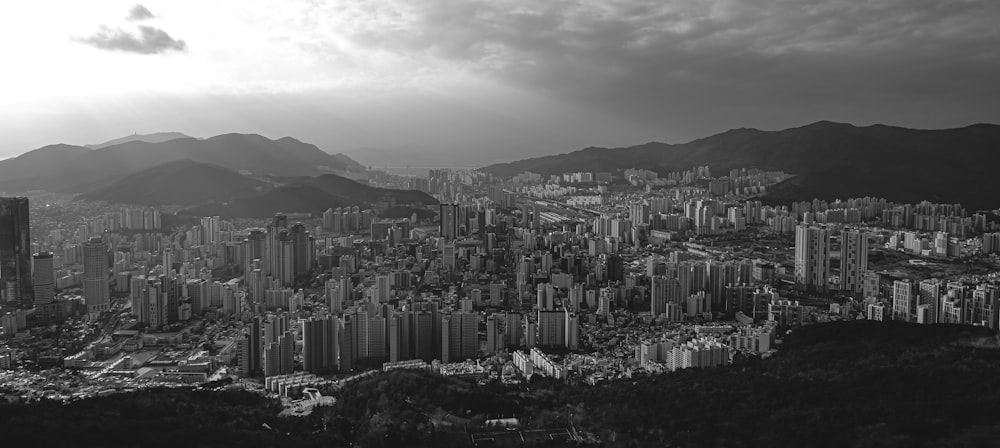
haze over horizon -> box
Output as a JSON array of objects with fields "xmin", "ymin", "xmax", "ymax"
[{"xmin": 2, "ymin": 0, "xmax": 998, "ymax": 165}]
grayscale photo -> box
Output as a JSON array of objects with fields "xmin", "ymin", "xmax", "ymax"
[{"xmin": 1, "ymin": 1, "xmax": 999, "ymax": 447}]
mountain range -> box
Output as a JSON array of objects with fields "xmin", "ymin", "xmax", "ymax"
[
  {"xmin": 0, "ymin": 133, "xmax": 364, "ymax": 193},
  {"xmin": 480, "ymin": 121, "xmax": 1000, "ymax": 210},
  {"xmin": 0, "ymin": 132, "xmax": 430, "ymax": 219}
]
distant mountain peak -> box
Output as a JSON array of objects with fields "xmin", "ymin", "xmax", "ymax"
[
  {"xmin": 85, "ymin": 132, "xmax": 193, "ymax": 149},
  {"xmin": 797, "ymin": 120, "xmax": 854, "ymax": 130}
]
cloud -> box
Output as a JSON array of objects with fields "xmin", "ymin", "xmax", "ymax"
[
  {"xmin": 78, "ymin": 25, "xmax": 187, "ymax": 54},
  {"xmin": 126, "ymin": 4, "xmax": 155, "ymax": 22},
  {"xmin": 308, "ymin": 0, "xmax": 1000, "ymax": 137}
]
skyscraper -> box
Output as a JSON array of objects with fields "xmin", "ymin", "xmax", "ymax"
[
  {"xmin": 374, "ymin": 274, "xmax": 391, "ymax": 304},
  {"xmin": 83, "ymin": 236, "xmax": 110, "ymax": 315},
  {"xmin": 302, "ymin": 315, "xmax": 340, "ymax": 373},
  {"xmin": 0, "ymin": 197, "xmax": 32, "ymax": 308},
  {"xmin": 439, "ymin": 203, "xmax": 459, "ymax": 241},
  {"xmin": 486, "ymin": 314, "xmax": 504, "ymax": 354},
  {"xmin": 841, "ymin": 229, "xmax": 869, "ymax": 295},
  {"xmin": 239, "ymin": 316, "xmax": 263, "ymax": 377},
  {"xmin": 538, "ymin": 310, "xmax": 566, "ymax": 347},
  {"xmin": 651, "ymin": 275, "xmax": 668, "ymax": 316},
  {"xmin": 243, "ymin": 228, "xmax": 265, "ymax": 281},
  {"xmin": 441, "ymin": 311, "xmax": 478, "ymax": 363},
  {"xmin": 31, "ymin": 252, "xmax": 54, "ymax": 305},
  {"xmin": 892, "ymin": 280, "xmax": 914, "ymax": 322},
  {"xmin": 794, "ymin": 224, "xmax": 830, "ymax": 292}
]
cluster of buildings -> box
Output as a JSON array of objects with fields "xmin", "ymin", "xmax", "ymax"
[{"xmin": 6, "ymin": 157, "xmax": 1000, "ymax": 404}]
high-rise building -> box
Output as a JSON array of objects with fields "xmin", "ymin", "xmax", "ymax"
[
  {"xmin": 263, "ymin": 330, "xmax": 294, "ymax": 377},
  {"xmin": 439, "ymin": 203, "xmax": 459, "ymax": 241},
  {"xmin": 651, "ymin": 275, "xmax": 668, "ymax": 316},
  {"xmin": 565, "ymin": 311, "xmax": 579, "ymax": 350},
  {"xmin": 892, "ymin": 280, "xmax": 914, "ymax": 322},
  {"xmin": 538, "ymin": 310, "xmax": 566, "ymax": 347},
  {"xmin": 31, "ymin": 252, "xmax": 54, "ymax": 305},
  {"xmin": 486, "ymin": 314, "xmax": 504, "ymax": 354},
  {"xmin": 918, "ymin": 278, "xmax": 943, "ymax": 324},
  {"xmin": 0, "ymin": 197, "xmax": 32, "ymax": 308},
  {"xmin": 388, "ymin": 312, "xmax": 403, "ymax": 362},
  {"xmin": 441, "ymin": 311, "xmax": 478, "ymax": 363},
  {"xmin": 239, "ymin": 316, "xmax": 262, "ymax": 377},
  {"xmin": 201, "ymin": 216, "xmax": 221, "ymax": 244},
  {"xmin": 505, "ymin": 312, "xmax": 522, "ymax": 347},
  {"xmin": 302, "ymin": 315, "xmax": 340, "ymax": 373},
  {"xmin": 162, "ymin": 248, "xmax": 174, "ymax": 277},
  {"xmin": 83, "ymin": 237, "xmax": 110, "ymax": 315},
  {"xmin": 243, "ymin": 228, "xmax": 266, "ymax": 280},
  {"xmin": 289, "ymin": 222, "xmax": 314, "ymax": 279},
  {"xmin": 340, "ymin": 316, "xmax": 354, "ymax": 371},
  {"xmin": 326, "ymin": 277, "xmax": 350, "ymax": 314},
  {"xmin": 374, "ymin": 274, "xmax": 391, "ymax": 304},
  {"xmin": 794, "ymin": 225, "xmax": 830, "ymax": 292},
  {"xmin": 841, "ymin": 229, "xmax": 868, "ymax": 295}
]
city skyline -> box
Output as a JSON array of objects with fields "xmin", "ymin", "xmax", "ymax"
[
  {"xmin": 2, "ymin": 0, "xmax": 999, "ymax": 165},
  {"xmin": 2, "ymin": 1, "xmax": 1000, "ymax": 445}
]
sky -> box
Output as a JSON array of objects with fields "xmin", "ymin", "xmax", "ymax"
[{"xmin": 1, "ymin": 0, "xmax": 998, "ymax": 166}]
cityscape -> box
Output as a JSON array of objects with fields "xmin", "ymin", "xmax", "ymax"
[
  {"xmin": 4, "ymin": 155, "xmax": 1000, "ymax": 445},
  {"xmin": 2, "ymin": 1, "xmax": 1000, "ymax": 447}
]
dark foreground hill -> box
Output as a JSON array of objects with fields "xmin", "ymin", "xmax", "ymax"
[
  {"xmin": 75, "ymin": 159, "xmax": 267, "ymax": 206},
  {"xmin": 2, "ymin": 321, "xmax": 998, "ymax": 447},
  {"xmin": 481, "ymin": 121, "xmax": 1000, "ymax": 209},
  {"xmin": 182, "ymin": 173, "xmax": 437, "ymax": 218}
]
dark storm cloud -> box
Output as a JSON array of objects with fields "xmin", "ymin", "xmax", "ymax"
[
  {"xmin": 344, "ymin": 0, "xmax": 1000, "ymax": 137},
  {"xmin": 77, "ymin": 25, "xmax": 187, "ymax": 54},
  {"xmin": 126, "ymin": 4, "xmax": 155, "ymax": 21}
]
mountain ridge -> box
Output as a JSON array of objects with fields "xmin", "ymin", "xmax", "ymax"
[
  {"xmin": 480, "ymin": 121, "xmax": 1000, "ymax": 209},
  {"xmin": 85, "ymin": 132, "xmax": 194, "ymax": 149},
  {"xmin": 0, "ymin": 133, "xmax": 358, "ymax": 193}
]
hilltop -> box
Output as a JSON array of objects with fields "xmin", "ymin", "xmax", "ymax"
[{"xmin": 75, "ymin": 159, "xmax": 268, "ymax": 206}]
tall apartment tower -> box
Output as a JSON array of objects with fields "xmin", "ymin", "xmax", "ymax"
[
  {"xmin": 83, "ymin": 236, "xmax": 110, "ymax": 315},
  {"xmin": 441, "ymin": 311, "xmax": 478, "ymax": 363},
  {"xmin": 537, "ymin": 310, "xmax": 566, "ymax": 347},
  {"xmin": 0, "ymin": 197, "xmax": 32, "ymax": 308},
  {"xmin": 439, "ymin": 203, "xmax": 459, "ymax": 241},
  {"xmin": 239, "ymin": 316, "xmax": 263, "ymax": 377},
  {"xmin": 841, "ymin": 229, "xmax": 869, "ymax": 295},
  {"xmin": 892, "ymin": 280, "xmax": 915, "ymax": 322},
  {"xmin": 31, "ymin": 252, "xmax": 55, "ymax": 305},
  {"xmin": 302, "ymin": 315, "xmax": 340, "ymax": 373},
  {"xmin": 794, "ymin": 225, "xmax": 830, "ymax": 292},
  {"xmin": 243, "ymin": 228, "xmax": 266, "ymax": 281},
  {"xmin": 651, "ymin": 275, "xmax": 668, "ymax": 316}
]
